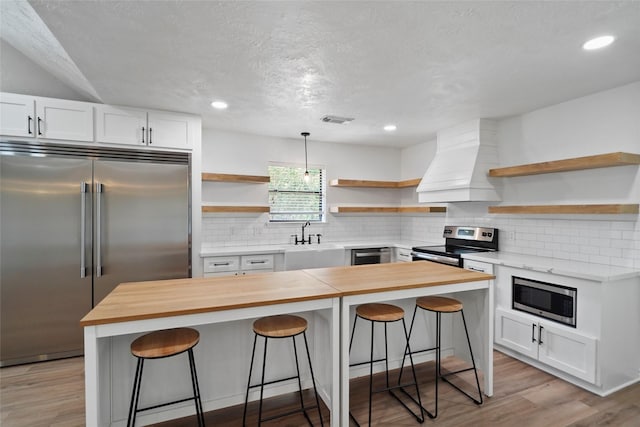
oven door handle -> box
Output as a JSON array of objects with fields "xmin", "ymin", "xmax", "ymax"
[
  {"xmin": 411, "ymin": 252, "xmax": 459, "ymax": 266},
  {"xmin": 354, "ymin": 252, "xmax": 384, "ymax": 258}
]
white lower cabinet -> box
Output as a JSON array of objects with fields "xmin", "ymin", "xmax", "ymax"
[
  {"xmin": 495, "ymin": 307, "xmax": 597, "ymax": 383},
  {"xmin": 394, "ymin": 247, "xmax": 412, "ymax": 262},
  {"xmin": 203, "ymin": 254, "xmax": 275, "ymax": 277}
]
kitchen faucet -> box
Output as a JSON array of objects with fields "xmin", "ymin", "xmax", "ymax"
[
  {"xmin": 301, "ymin": 221, "xmax": 310, "ymax": 244},
  {"xmin": 293, "ymin": 221, "xmax": 312, "ymax": 245}
]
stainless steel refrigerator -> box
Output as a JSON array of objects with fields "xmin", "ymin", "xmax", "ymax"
[{"xmin": 0, "ymin": 141, "xmax": 191, "ymax": 367}]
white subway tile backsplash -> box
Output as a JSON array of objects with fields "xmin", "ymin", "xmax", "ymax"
[{"xmin": 202, "ymin": 212, "xmax": 639, "ymax": 269}]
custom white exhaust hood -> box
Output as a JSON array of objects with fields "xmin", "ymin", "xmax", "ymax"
[{"xmin": 417, "ymin": 119, "xmax": 501, "ymax": 203}]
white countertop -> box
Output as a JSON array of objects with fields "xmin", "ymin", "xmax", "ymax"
[
  {"xmin": 463, "ymin": 251, "xmax": 640, "ymax": 282},
  {"xmin": 200, "ymin": 240, "xmax": 439, "ymax": 257}
]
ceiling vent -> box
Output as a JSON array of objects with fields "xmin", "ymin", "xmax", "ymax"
[{"xmin": 321, "ymin": 115, "xmax": 354, "ymax": 124}]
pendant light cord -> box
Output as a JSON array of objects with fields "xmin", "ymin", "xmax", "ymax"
[{"xmin": 301, "ymin": 132, "xmax": 310, "ymax": 180}]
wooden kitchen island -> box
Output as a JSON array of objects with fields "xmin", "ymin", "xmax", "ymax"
[{"xmin": 81, "ymin": 262, "xmax": 494, "ymax": 426}]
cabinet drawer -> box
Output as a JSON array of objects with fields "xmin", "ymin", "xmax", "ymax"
[
  {"xmin": 241, "ymin": 254, "xmax": 274, "ymax": 271},
  {"xmin": 464, "ymin": 259, "xmax": 494, "ymax": 274},
  {"xmin": 396, "ymin": 248, "xmax": 412, "ymax": 262},
  {"xmin": 203, "ymin": 256, "xmax": 239, "ymax": 273}
]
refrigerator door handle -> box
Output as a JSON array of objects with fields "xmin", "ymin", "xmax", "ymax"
[
  {"xmin": 80, "ymin": 182, "xmax": 88, "ymax": 278},
  {"xmin": 96, "ymin": 182, "xmax": 104, "ymax": 277}
]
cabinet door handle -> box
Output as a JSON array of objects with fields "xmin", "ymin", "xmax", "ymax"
[
  {"xmin": 95, "ymin": 182, "xmax": 104, "ymax": 277},
  {"xmin": 538, "ymin": 325, "xmax": 544, "ymax": 345},
  {"xmin": 28, "ymin": 116, "xmax": 33, "ymax": 134},
  {"xmin": 37, "ymin": 117, "xmax": 43, "ymax": 135},
  {"xmin": 249, "ymin": 260, "xmax": 266, "ymax": 264},
  {"xmin": 80, "ymin": 182, "xmax": 89, "ymax": 278},
  {"xmin": 213, "ymin": 262, "xmax": 230, "ymax": 266},
  {"xmin": 148, "ymin": 127, "xmax": 152, "ymax": 144},
  {"xmin": 141, "ymin": 127, "xmax": 146, "ymax": 144},
  {"xmin": 468, "ymin": 266, "xmax": 484, "ymax": 272},
  {"xmin": 531, "ymin": 324, "xmax": 537, "ymax": 343}
]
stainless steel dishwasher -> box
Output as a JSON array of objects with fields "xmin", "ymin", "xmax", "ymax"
[{"xmin": 350, "ymin": 247, "xmax": 391, "ymax": 265}]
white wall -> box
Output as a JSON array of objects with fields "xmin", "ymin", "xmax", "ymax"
[
  {"xmin": 402, "ymin": 81, "xmax": 640, "ymax": 269},
  {"xmin": 200, "ymin": 128, "xmax": 428, "ymax": 246},
  {"xmin": 0, "ymin": 39, "xmax": 90, "ymax": 101}
]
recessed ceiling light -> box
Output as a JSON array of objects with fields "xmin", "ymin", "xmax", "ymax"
[
  {"xmin": 384, "ymin": 124, "xmax": 397, "ymax": 132},
  {"xmin": 582, "ymin": 35, "xmax": 615, "ymax": 50},
  {"xmin": 211, "ymin": 100, "xmax": 228, "ymax": 109}
]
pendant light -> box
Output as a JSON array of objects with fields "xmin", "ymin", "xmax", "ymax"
[{"xmin": 301, "ymin": 132, "xmax": 310, "ymax": 183}]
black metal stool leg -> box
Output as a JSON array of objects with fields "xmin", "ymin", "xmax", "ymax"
[
  {"xmin": 292, "ymin": 335, "xmax": 312, "ymax": 426},
  {"xmin": 368, "ymin": 320, "xmax": 375, "ymax": 426},
  {"xmin": 398, "ymin": 304, "xmax": 419, "ymax": 385},
  {"xmin": 401, "ymin": 318, "xmax": 425, "ymax": 422},
  {"xmin": 435, "ymin": 312, "xmax": 441, "ymax": 418},
  {"xmin": 440, "ymin": 309, "xmax": 483, "ymax": 405},
  {"xmin": 188, "ymin": 349, "xmax": 205, "ymax": 426},
  {"xmin": 302, "ymin": 331, "xmax": 325, "ymax": 427},
  {"xmin": 257, "ymin": 337, "xmax": 268, "ymax": 427},
  {"xmin": 127, "ymin": 357, "xmax": 144, "ymax": 427},
  {"xmin": 243, "ymin": 333, "xmax": 258, "ymax": 426}
]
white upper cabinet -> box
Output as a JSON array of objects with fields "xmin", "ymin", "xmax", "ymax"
[
  {"xmin": 96, "ymin": 105, "xmax": 194, "ymax": 150},
  {"xmin": 95, "ymin": 105, "xmax": 147, "ymax": 145},
  {"xmin": 0, "ymin": 93, "xmax": 33, "ymax": 137},
  {"xmin": 0, "ymin": 93, "xmax": 94, "ymax": 142}
]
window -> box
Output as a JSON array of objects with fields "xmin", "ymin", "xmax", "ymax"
[{"xmin": 268, "ymin": 164, "xmax": 325, "ymax": 222}]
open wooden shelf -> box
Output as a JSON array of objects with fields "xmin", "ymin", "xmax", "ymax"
[
  {"xmin": 329, "ymin": 178, "xmax": 421, "ymax": 188},
  {"xmin": 202, "ymin": 205, "xmax": 270, "ymax": 213},
  {"xmin": 488, "ymin": 204, "xmax": 639, "ymax": 215},
  {"xmin": 202, "ymin": 173, "xmax": 270, "ymax": 183},
  {"xmin": 330, "ymin": 206, "xmax": 446, "ymax": 214},
  {"xmin": 488, "ymin": 152, "xmax": 640, "ymax": 177}
]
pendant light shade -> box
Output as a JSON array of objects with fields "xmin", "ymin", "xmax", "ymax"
[{"xmin": 301, "ymin": 132, "xmax": 310, "ymax": 183}]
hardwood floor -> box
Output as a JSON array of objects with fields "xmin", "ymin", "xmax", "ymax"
[{"xmin": 1, "ymin": 351, "xmax": 639, "ymax": 426}]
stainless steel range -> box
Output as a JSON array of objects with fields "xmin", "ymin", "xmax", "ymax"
[{"xmin": 412, "ymin": 226, "xmax": 499, "ymax": 267}]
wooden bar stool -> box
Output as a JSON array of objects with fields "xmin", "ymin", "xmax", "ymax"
[
  {"xmin": 127, "ymin": 327, "xmax": 205, "ymax": 427},
  {"xmin": 400, "ymin": 296, "xmax": 483, "ymax": 419},
  {"xmin": 243, "ymin": 314, "xmax": 323, "ymax": 426},
  {"xmin": 348, "ymin": 303, "xmax": 424, "ymax": 426}
]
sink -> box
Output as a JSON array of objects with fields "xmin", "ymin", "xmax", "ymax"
[
  {"xmin": 284, "ymin": 244, "xmax": 345, "ymax": 270},
  {"xmin": 285, "ymin": 243, "xmax": 341, "ymax": 251}
]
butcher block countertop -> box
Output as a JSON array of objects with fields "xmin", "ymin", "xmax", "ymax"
[
  {"xmin": 305, "ymin": 261, "xmax": 494, "ymax": 296},
  {"xmin": 81, "ymin": 262, "xmax": 494, "ymax": 327}
]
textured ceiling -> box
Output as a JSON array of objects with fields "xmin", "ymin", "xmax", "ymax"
[{"xmin": 3, "ymin": 1, "xmax": 640, "ymax": 147}]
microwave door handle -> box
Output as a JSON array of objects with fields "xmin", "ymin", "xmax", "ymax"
[{"xmin": 531, "ymin": 324, "xmax": 537, "ymax": 343}]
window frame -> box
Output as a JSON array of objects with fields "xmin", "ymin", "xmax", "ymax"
[{"xmin": 267, "ymin": 162, "xmax": 326, "ymax": 223}]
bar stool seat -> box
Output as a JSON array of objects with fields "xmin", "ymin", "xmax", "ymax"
[
  {"xmin": 356, "ymin": 302, "xmax": 405, "ymax": 322},
  {"xmin": 131, "ymin": 327, "xmax": 200, "ymax": 358},
  {"xmin": 253, "ymin": 314, "xmax": 308, "ymax": 337},
  {"xmin": 127, "ymin": 327, "xmax": 205, "ymax": 427},
  {"xmin": 416, "ymin": 296, "xmax": 463, "ymax": 313},
  {"xmin": 243, "ymin": 314, "xmax": 323, "ymax": 426},
  {"xmin": 349, "ymin": 303, "xmax": 424, "ymax": 426},
  {"xmin": 400, "ymin": 295, "xmax": 483, "ymax": 420}
]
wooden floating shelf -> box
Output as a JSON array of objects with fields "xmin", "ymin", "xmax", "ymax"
[
  {"xmin": 330, "ymin": 178, "xmax": 421, "ymax": 188},
  {"xmin": 488, "ymin": 204, "xmax": 639, "ymax": 215},
  {"xmin": 202, "ymin": 205, "xmax": 270, "ymax": 213},
  {"xmin": 202, "ymin": 173, "xmax": 270, "ymax": 183},
  {"xmin": 330, "ymin": 206, "xmax": 446, "ymax": 214},
  {"xmin": 488, "ymin": 152, "xmax": 640, "ymax": 177}
]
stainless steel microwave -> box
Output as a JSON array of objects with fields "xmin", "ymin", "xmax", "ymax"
[{"xmin": 512, "ymin": 276, "xmax": 577, "ymax": 327}]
